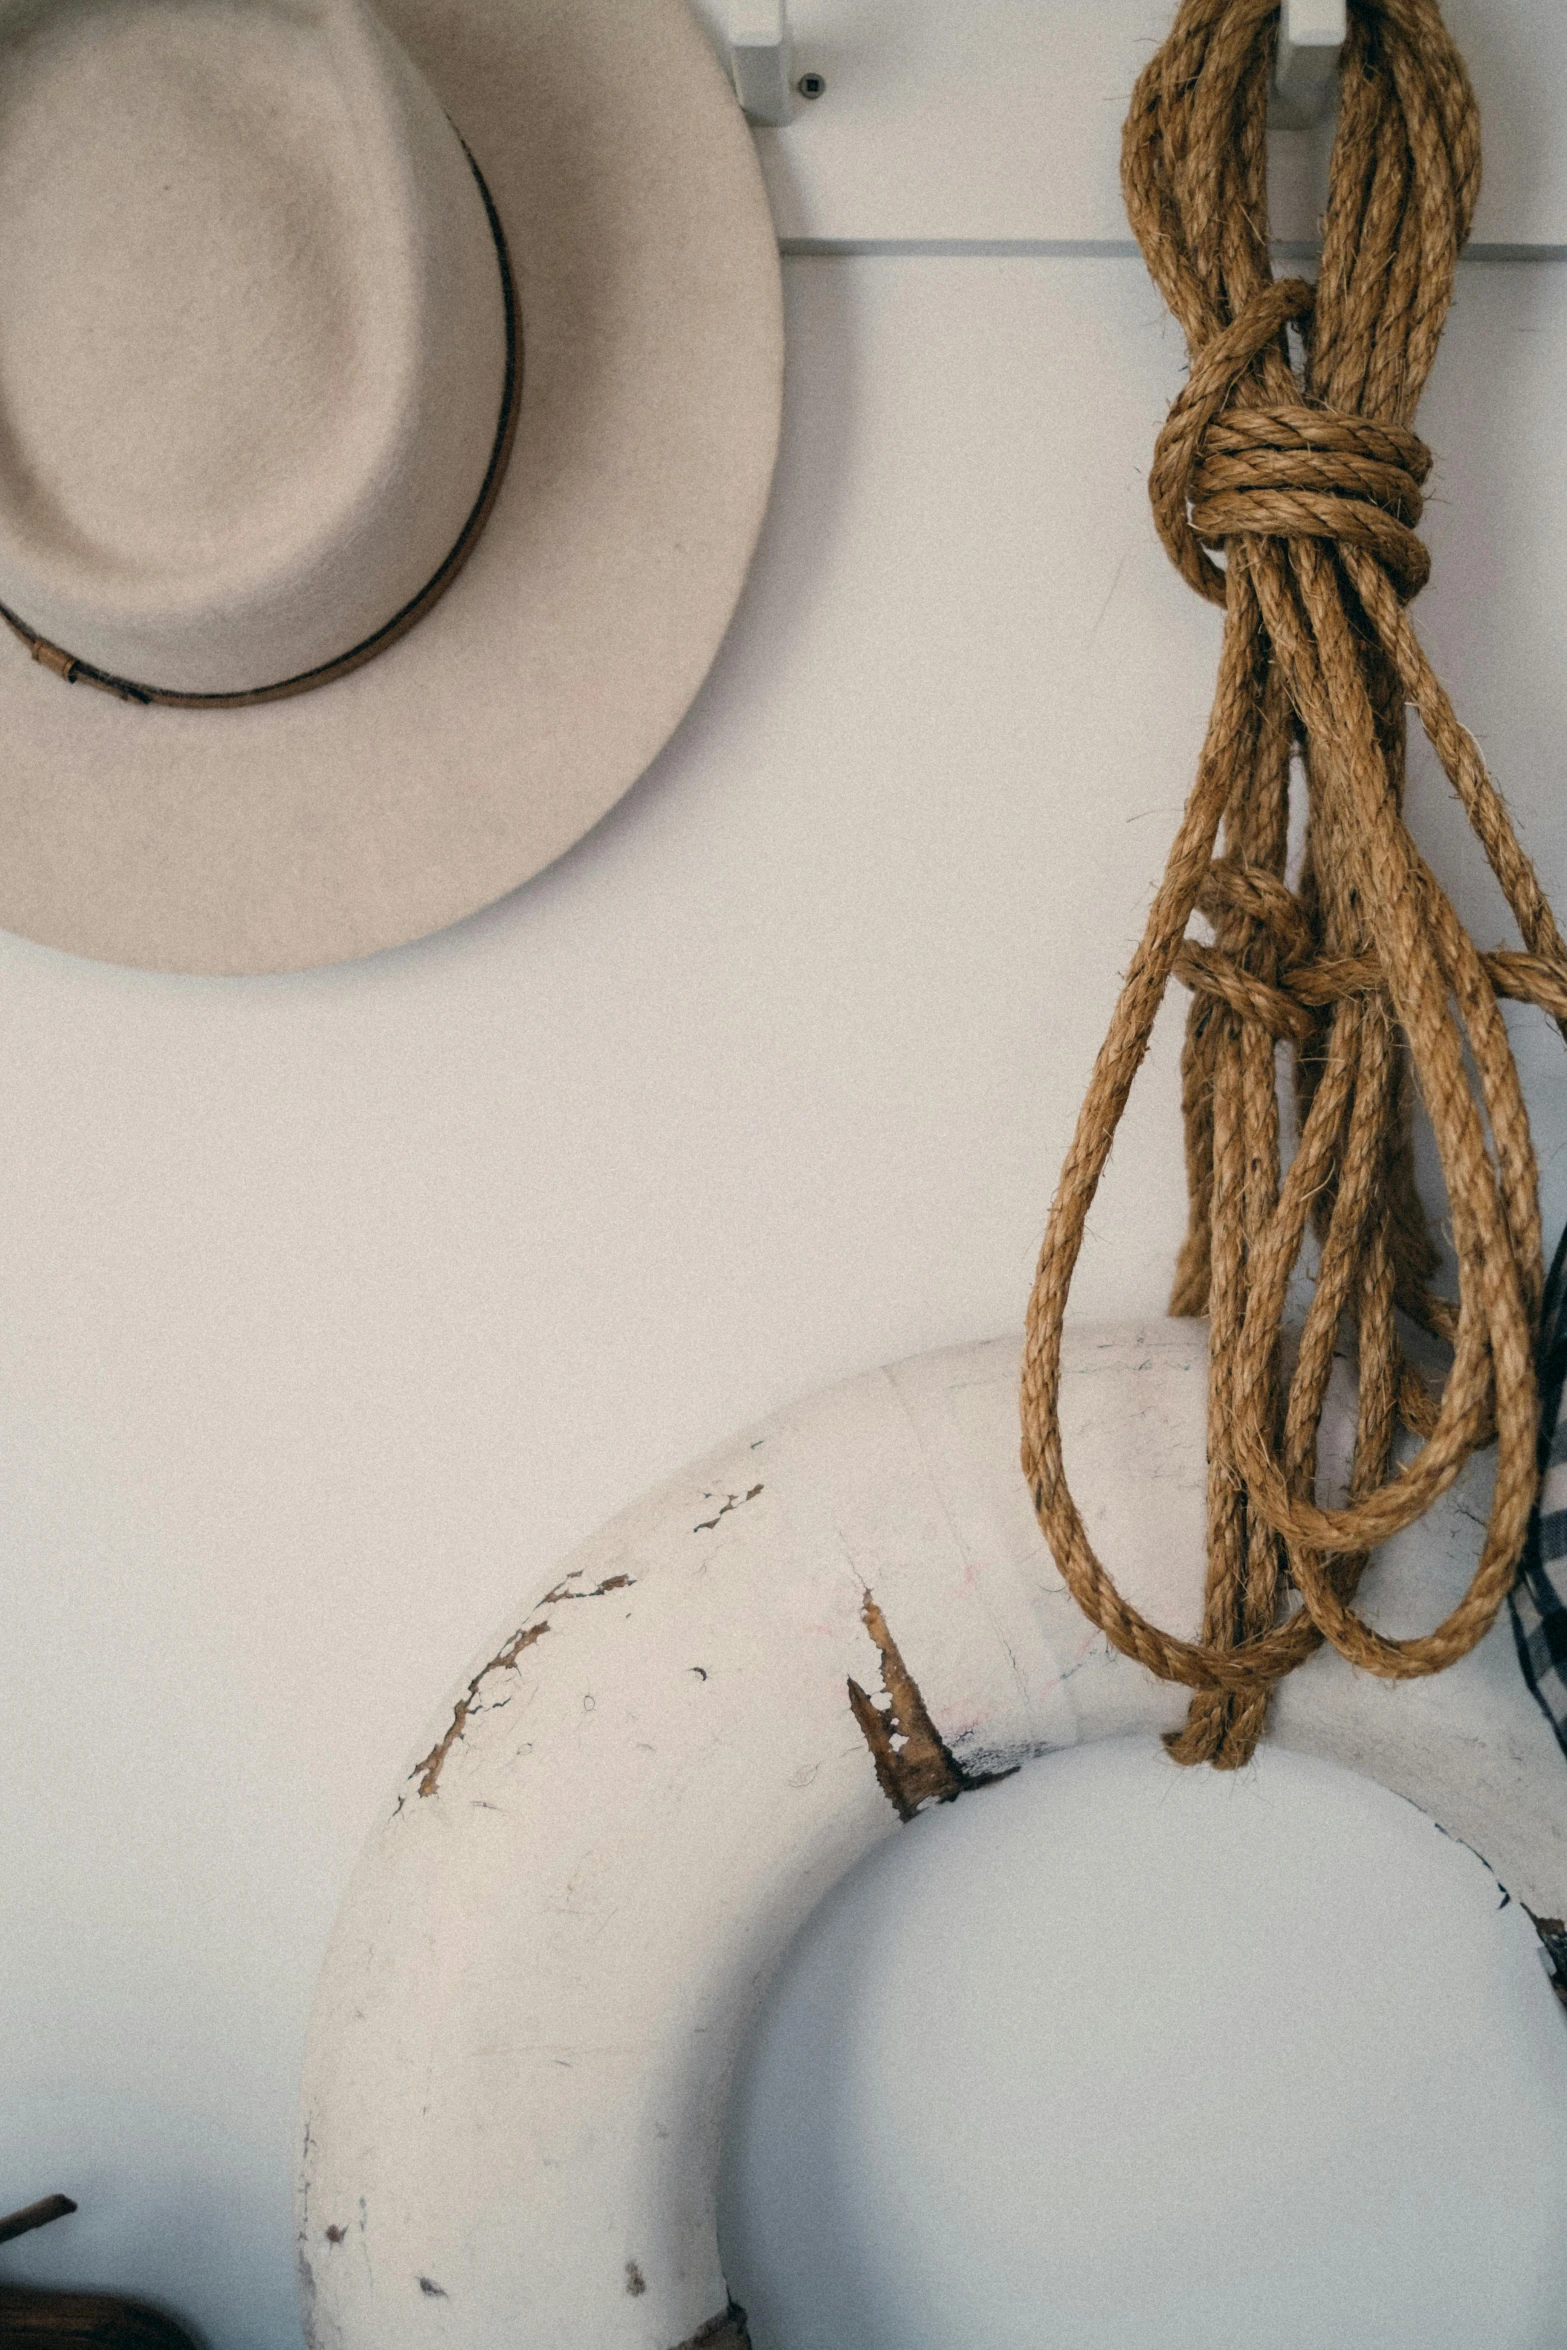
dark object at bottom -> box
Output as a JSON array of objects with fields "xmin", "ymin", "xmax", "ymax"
[
  {"xmin": 672, "ymin": 2306, "xmax": 750, "ymax": 2350},
  {"xmin": 0, "ymin": 2291, "xmax": 201, "ymax": 2349}
]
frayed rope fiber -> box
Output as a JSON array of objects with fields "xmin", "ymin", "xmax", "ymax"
[{"xmin": 1020, "ymin": 0, "xmax": 1567, "ymax": 1768}]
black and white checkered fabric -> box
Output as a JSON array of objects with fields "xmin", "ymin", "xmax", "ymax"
[{"xmin": 1511, "ymin": 1223, "xmax": 1567, "ymax": 1760}]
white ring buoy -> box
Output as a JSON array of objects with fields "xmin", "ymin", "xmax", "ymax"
[{"xmin": 298, "ymin": 1323, "xmax": 1567, "ymax": 2350}]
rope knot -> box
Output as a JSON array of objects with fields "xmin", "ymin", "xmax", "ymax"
[
  {"xmin": 1173, "ymin": 857, "xmax": 1320, "ymax": 1043},
  {"xmin": 1150, "ymin": 279, "xmax": 1432, "ymax": 607}
]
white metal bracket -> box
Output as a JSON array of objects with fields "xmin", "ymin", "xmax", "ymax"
[
  {"xmin": 1270, "ymin": 0, "xmax": 1346, "ymax": 129},
  {"xmin": 728, "ymin": 0, "xmax": 796, "ymax": 128}
]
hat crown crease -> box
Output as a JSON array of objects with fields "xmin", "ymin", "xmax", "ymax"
[{"xmin": 0, "ymin": 0, "xmax": 508, "ymax": 696}]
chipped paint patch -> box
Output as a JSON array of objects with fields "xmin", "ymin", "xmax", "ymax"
[
  {"xmin": 410, "ymin": 1573, "xmax": 639, "ymax": 1798},
  {"xmin": 847, "ymin": 1592, "xmax": 1015, "ymax": 1822},
  {"xmin": 694, "ymin": 1486, "xmax": 763, "ymax": 1533},
  {"xmin": 543, "ymin": 1570, "xmax": 636, "ymax": 1602},
  {"xmin": 625, "ymin": 2261, "xmax": 647, "ymax": 2296},
  {"xmin": 412, "ymin": 1619, "xmax": 551, "ymax": 1799},
  {"xmin": 1530, "ymin": 1911, "xmax": 1567, "ymax": 2009},
  {"xmin": 417, "ymin": 2277, "xmax": 448, "ymax": 2299}
]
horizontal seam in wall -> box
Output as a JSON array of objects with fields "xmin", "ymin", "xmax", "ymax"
[{"xmin": 777, "ymin": 237, "xmax": 1567, "ymax": 263}]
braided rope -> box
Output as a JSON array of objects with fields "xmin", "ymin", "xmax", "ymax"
[{"xmin": 1019, "ymin": 0, "xmax": 1567, "ymax": 1767}]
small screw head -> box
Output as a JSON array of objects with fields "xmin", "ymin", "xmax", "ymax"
[{"xmin": 796, "ymin": 71, "xmax": 826, "ymax": 99}]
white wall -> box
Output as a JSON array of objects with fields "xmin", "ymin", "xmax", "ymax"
[{"xmin": 3, "ymin": 12, "xmax": 1567, "ymax": 2347}]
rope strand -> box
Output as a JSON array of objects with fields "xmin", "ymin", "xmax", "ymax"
[{"xmin": 1019, "ymin": 0, "xmax": 1564, "ymax": 1766}]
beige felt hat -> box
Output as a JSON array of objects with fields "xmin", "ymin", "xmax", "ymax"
[{"xmin": 0, "ymin": 0, "xmax": 783, "ymax": 973}]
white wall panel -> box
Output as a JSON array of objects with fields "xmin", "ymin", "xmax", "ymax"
[
  {"xmin": 0, "ymin": 249, "xmax": 1564, "ymax": 2347},
  {"xmin": 689, "ymin": 0, "xmax": 1567, "ymax": 250}
]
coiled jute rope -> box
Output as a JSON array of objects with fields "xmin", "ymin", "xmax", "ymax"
[{"xmin": 1020, "ymin": 0, "xmax": 1567, "ymax": 1767}]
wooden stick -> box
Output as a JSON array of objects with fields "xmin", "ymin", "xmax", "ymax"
[{"xmin": 0, "ymin": 2198, "xmax": 77, "ymax": 2248}]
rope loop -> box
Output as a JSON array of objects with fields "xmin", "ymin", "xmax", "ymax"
[
  {"xmin": 1149, "ymin": 278, "xmax": 1318, "ymax": 602},
  {"xmin": 1020, "ymin": 0, "xmax": 1567, "ymax": 1768},
  {"xmin": 1151, "ymin": 283, "xmax": 1434, "ymax": 606}
]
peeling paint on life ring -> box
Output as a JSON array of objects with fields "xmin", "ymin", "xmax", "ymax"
[{"xmin": 298, "ymin": 1326, "xmax": 1567, "ymax": 2350}]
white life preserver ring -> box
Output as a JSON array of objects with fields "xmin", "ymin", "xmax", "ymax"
[{"xmin": 298, "ymin": 1322, "xmax": 1567, "ymax": 2350}]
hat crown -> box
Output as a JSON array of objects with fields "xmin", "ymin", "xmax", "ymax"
[{"xmin": 0, "ymin": 0, "xmax": 508, "ymax": 696}]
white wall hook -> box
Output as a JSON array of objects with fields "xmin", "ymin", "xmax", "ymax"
[
  {"xmin": 729, "ymin": 0, "xmax": 796, "ymax": 128},
  {"xmin": 1270, "ymin": 0, "xmax": 1346, "ymax": 129}
]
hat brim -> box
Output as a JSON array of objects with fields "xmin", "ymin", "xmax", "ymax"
[{"xmin": 0, "ymin": 0, "xmax": 782, "ymax": 974}]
